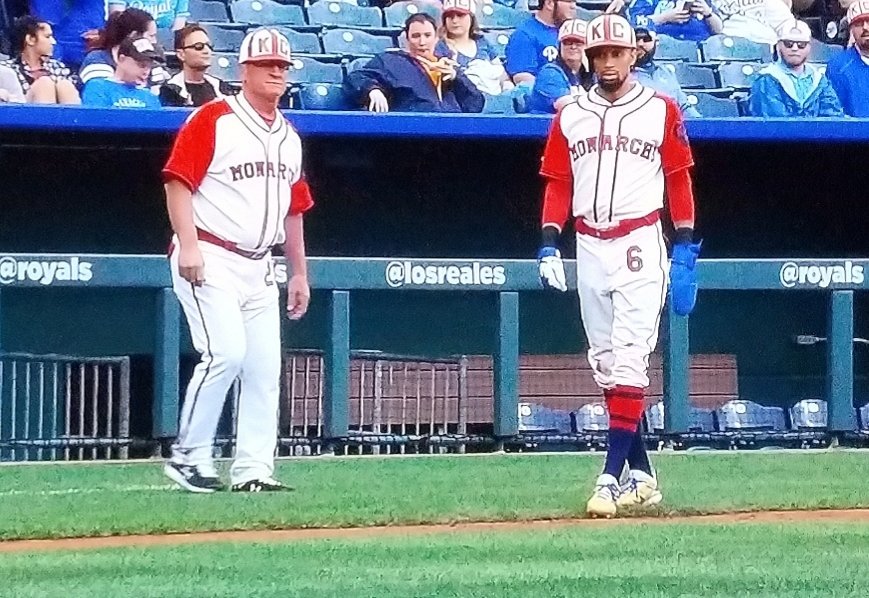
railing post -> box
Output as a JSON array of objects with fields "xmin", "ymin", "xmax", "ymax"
[
  {"xmin": 827, "ymin": 290, "xmax": 857, "ymax": 432},
  {"xmin": 0, "ymin": 289, "xmax": 4, "ymax": 352},
  {"xmin": 493, "ymin": 291, "xmax": 519, "ymax": 439},
  {"xmin": 663, "ymin": 307, "xmax": 690, "ymax": 434},
  {"xmin": 324, "ymin": 290, "xmax": 350, "ymax": 447},
  {"xmin": 153, "ymin": 288, "xmax": 180, "ymax": 440}
]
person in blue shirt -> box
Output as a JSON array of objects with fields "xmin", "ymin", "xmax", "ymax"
[
  {"xmin": 108, "ymin": 1, "xmax": 189, "ymax": 31},
  {"xmin": 505, "ymin": 0, "xmax": 575, "ymax": 85},
  {"xmin": 632, "ymin": 26, "xmax": 701, "ymax": 116},
  {"xmin": 82, "ymin": 35, "xmax": 162, "ymax": 108},
  {"xmin": 529, "ymin": 19, "xmax": 593, "ymax": 113},
  {"xmin": 749, "ymin": 19, "xmax": 844, "ymax": 117},
  {"xmin": 827, "ymin": 2, "xmax": 869, "ymax": 117},
  {"xmin": 29, "ymin": 0, "xmax": 119, "ymax": 67},
  {"xmin": 623, "ymin": 0, "xmax": 723, "ymax": 42}
]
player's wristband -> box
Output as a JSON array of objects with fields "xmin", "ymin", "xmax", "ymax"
[
  {"xmin": 541, "ymin": 225, "xmax": 560, "ymax": 248},
  {"xmin": 674, "ymin": 227, "xmax": 694, "ymax": 245}
]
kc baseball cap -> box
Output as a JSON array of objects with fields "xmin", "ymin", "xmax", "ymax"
[
  {"xmin": 776, "ymin": 19, "xmax": 812, "ymax": 43},
  {"xmin": 239, "ymin": 28, "xmax": 292, "ymax": 64},
  {"xmin": 118, "ymin": 36, "xmax": 164, "ymax": 63},
  {"xmin": 585, "ymin": 14, "xmax": 636, "ymax": 51},
  {"xmin": 443, "ymin": 0, "xmax": 476, "ymax": 16},
  {"xmin": 847, "ymin": 0, "xmax": 869, "ymax": 26},
  {"xmin": 558, "ymin": 19, "xmax": 588, "ymax": 43}
]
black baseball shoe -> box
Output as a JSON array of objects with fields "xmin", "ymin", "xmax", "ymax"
[
  {"xmin": 231, "ymin": 477, "xmax": 294, "ymax": 492},
  {"xmin": 164, "ymin": 461, "xmax": 225, "ymax": 493}
]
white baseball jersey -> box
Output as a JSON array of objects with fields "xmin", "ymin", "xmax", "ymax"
[
  {"xmin": 540, "ymin": 83, "xmax": 692, "ymax": 227},
  {"xmin": 163, "ymin": 93, "xmax": 313, "ymax": 253}
]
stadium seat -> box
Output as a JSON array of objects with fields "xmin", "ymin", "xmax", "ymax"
[
  {"xmin": 202, "ymin": 24, "xmax": 246, "ymax": 52},
  {"xmin": 576, "ymin": 7, "xmax": 602, "ymax": 21},
  {"xmin": 190, "ymin": 0, "xmax": 230, "ymax": 22},
  {"xmin": 664, "ymin": 62, "xmax": 717, "ymax": 89},
  {"xmin": 701, "ymin": 35, "xmax": 772, "ymax": 62},
  {"xmin": 860, "ymin": 403, "xmax": 869, "ymax": 430},
  {"xmin": 656, "ymin": 34, "xmax": 700, "ymax": 61},
  {"xmin": 230, "ymin": 0, "xmax": 306, "ymax": 26},
  {"xmin": 518, "ymin": 403, "xmax": 572, "ymax": 433},
  {"xmin": 210, "ymin": 52, "xmax": 240, "ymax": 82},
  {"xmin": 296, "ymin": 82, "xmax": 353, "ymax": 110},
  {"xmin": 645, "ymin": 402, "xmax": 717, "ymax": 433},
  {"xmin": 716, "ymin": 400, "xmax": 786, "ymax": 431},
  {"xmin": 686, "ymin": 92, "xmax": 740, "ymax": 117},
  {"xmin": 384, "ymin": 1, "xmax": 443, "ymax": 28},
  {"xmin": 322, "ymin": 29, "xmax": 394, "ymax": 57},
  {"xmin": 477, "ymin": 3, "xmax": 529, "ymax": 29},
  {"xmin": 482, "ymin": 93, "xmax": 515, "ymax": 114},
  {"xmin": 492, "ymin": 0, "xmax": 518, "ymax": 7},
  {"xmin": 572, "ymin": 403, "xmax": 609, "ymax": 433},
  {"xmin": 276, "ymin": 28, "xmax": 323, "ymax": 55},
  {"xmin": 482, "ymin": 30, "xmax": 512, "ymax": 59},
  {"xmin": 808, "ymin": 39, "xmax": 844, "ymax": 63},
  {"xmin": 345, "ymin": 56, "xmax": 371, "ymax": 73},
  {"xmin": 717, "ymin": 61, "xmax": 764, "ymax": 90},
  {"xmin": 307, "ymin": 2, "xmax": 384, "ymax": 29},
  {"xmin": 156, "ymin": 27, "xmax": 175, "ymax": 52},
  {"xmin": 288, "ymin": 56, "xmax": 344, "ymax": 85},
  {"xmin": 789, "ymin": 399, "xmax": 828, "ymax": 430}
]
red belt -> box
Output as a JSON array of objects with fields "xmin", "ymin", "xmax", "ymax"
[
  {"xmin": 196, "ymin": 228, "xmax": 270, "ymax": 260},
  {"xmin": 574, "ymin": 211, "xmax": 660, "ymax": 240}
]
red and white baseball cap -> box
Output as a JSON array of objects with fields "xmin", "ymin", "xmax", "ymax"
[
  {"xmin": 847, "ymin": 0, "xmax": 869, "ymax": 26},
  {"xmin": 584, "ymin": 14, "xmax": 636, "ymax": 51},
  {"xmin": 558, "ymin": 19, "xmax": 588, "ymax": 44},
  {"xmin": 443, "ymin": 0, "xmax": 476, "ymax": 16},
  {"xmin": 239, "ymin": 28, "xmax": 292, "ymax": 65}
]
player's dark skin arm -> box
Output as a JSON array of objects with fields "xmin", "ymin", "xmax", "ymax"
[
  {"xmin": 284, "ymin": 213, "xmax": 310, "ymax": 320},
  {"xmin": 165, "ymin": 179, "xmax": 205, "ymax": 286}
]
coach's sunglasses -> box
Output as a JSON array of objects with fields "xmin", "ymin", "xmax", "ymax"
[
  {"xmin": 781, "ymin": 40, "xmax": 809, "ymax": 49},
  {"xmin": 181, "ymin": 42, "xmax": 214, "ymax": 51}
]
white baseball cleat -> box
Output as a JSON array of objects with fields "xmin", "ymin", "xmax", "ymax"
[
  {"xmin": 586, "ymin": 474, "xmax": 620, "ymax": 518},
  {"xmin": 617, "ymin": 470, "xmax": 663, "ymax": 508}
]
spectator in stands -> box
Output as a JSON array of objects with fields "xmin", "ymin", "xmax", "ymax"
[
  {"xmin": 528, "ymin": 19, "xmax": 593, "ymax": 113},
  {"xmin": 749, "ymin": 19, "xmax": 843, "ymax": 116},
  {"xmin": 108, "ymin": 1, "xmax": 189, "ymax": 31},
  {"xmin": 505, "ymin": 0, "xmax": 576, "ymax": 85},
  {"xmin": 827, "ymin": 0, "xmax": 869, "ymax": 116},
  {"xmin": 1, "ymin": 16, "xmax": 80, "ymax": 104},
  {"xmin": 435, "ymin": 0, "xmax": 514, "ymax": 95},
  {"xmin": 0, "ymin": 63, "xmax": 26, "ymax": 103},
  {"xmin": 619, "ymin": 0, "xmax": 724, "ymax": 41},
  {"xmin": 711, "ymin": 0, "xmax": 794, "ymax": 45},
  {"xmin": 160, "ymin": 24, "xmax": 232, "ymax": 107},
  {"xmin": 81, "ymin": 35, "xmax": 162, "ymax": 108},
  {"xmin": 29, "ymin": 0, "xmax": 120, "ymax": 68},
  {"xmin": 345, "ymin": 13, "xmax": 484, "ymax": 113},
  {"xmin": 79, "ymin": 8, "xmax": 169, "ymax": 95},
  {"xmin": 632, "ymin": 26, "xmax": 701, "ymax": 116}
]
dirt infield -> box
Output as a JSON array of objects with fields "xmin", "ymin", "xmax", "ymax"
[{"xmin": 2, "ymin": 509, "xmax": 869, "ymax": 554}]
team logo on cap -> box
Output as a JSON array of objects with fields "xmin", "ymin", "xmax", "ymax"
[
  {"xmin": 559, "ymin": 19, "xmax": 588, "ymax": 43},
  {"xmin": 239, "ymin": 28, "xmax": 292, "ymax": 64},
  {"xmin": 585, "ymin": 14, "xmax": 636, "ymax": 51},
  {"xmin": 443, "ymin": 0, "xmax": 476, "ymax": 15},
  {"xmin": 847, "ymin": 0, "xmax": 869, "ymax": 23}
]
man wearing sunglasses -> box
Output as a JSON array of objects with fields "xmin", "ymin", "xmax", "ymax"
[
  {"xmin": 632, "ymin": 26, "xmax": 700, "ymax": 117},
  {"xmin": 160, "ymin": 24, "xmax": 234, "ymax": 107},
  {"xmin": 748, "ymin": 19, "xmax": 843, "ymax": 117}
]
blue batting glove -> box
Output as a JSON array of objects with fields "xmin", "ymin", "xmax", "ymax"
[{"xmin": 670, "ymin": 240, "xmax": 701, "ymax": 316}]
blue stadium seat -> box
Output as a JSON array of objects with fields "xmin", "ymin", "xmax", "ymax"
[
  {"xmin": 288, "ymin": 56, "xmax": 344, "ymax": 85},
  {"xmin": 156, "ymin": 27, "xmax": 175, "ymax": 52},
  {"xmin": 482, "ymin": 93, "xmax": 515, "ymax": 114},
  {"xmin": 645, "ymin": 402, "xmax": 716, "ymax": 433},
  {"xmin": 492, "ymin": 0, "xmax": 517, "ymax": 6},
  {"xmin": 572, "ymin": 403, "xmax": 608, "ymax": 433},
  {"xmin": 477, "ymin": 3, "xmax": 529, "ymax": 30},
  {"xmin": 384, "ymin": 1, "xmax": 443, "ymax": 28},
  {"xmin": 296, "ymin": 83, "xmax": 353, "ymax": 109},
  {"xmin": 322, "ymin": 29, "xmax": 393, "ymax": 57},
  {"xmin": 701, "ymin": 35, "xmax": 772, "ymax": 62},
  {"xmin": 716, "ymin": 400, "xmax": 786, "ymax": 431},
  {"xmin": 656, "ymin": 35, "xmax": 700, "ymax": 61},
  {"xmin": 210, "ymin": 52, "xmax": 240, "ymax": 82},
  {"xmin": 275, "ymin": 27, "xmax": 323, "ymax": 54},
  {"xmin": 686, "ymin": 92, "xmax": 741, "ymax": 117},
  {"xmin": 307, "ymin": 2, "xmax": 384, "ymax": 29},
  {"xmin": 808, "ymin": 39, "xmax": 844, "ymax": 63},
  {"xmin": 518, "ymin": 403, "xmax": 572, "ymax": 433},
  {"xmin": 860, "ymin": 403, "xmax": 869, "ymax": 430},
  {"xmin": 481, "ymin": 30, "xmax": 512, "ymax": 59},
  {"xmin": 789, "ymin": 399, "xmax": 828, "ymax": 430},
  {"xmin": 202, "ymin": 24, "xmax": 245, "ymax": 52},
  {"xmin": 717, "ymin": 61, "xmax": 764, "ymax": 90},
  {"xmin": 665, "ymin": 62, "xmax": 717, "ymax": 89},
  {"xmin": 230, "ymin": 0, "xmax": 306, "ymax": 26},
  {"xmin": 190, "ymin": 0, "xmax": 229, "ymax": 22},
  {"xmin": 576, "ymin": 7, "xmax": 602, "ymax": 21}
]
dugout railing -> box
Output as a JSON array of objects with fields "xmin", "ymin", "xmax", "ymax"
[{"xmin": 0, "ymin": 254, "xmax": 864, "ymax": 455}]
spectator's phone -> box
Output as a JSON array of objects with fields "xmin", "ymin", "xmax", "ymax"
[{"xmin": 675, "ymin": 0, "xmax": 691, "ymax": 11}]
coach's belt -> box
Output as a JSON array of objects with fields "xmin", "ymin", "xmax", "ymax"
[
  {"xmin": 196, "ymin": 228, "xmax": 270, "ymax": 260},
  {"xmin": 574, "ymin": 211, "xmax": 660, "ymax": 240}
]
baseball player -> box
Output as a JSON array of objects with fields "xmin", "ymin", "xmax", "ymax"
[
  {"xmin": 162, "ymin": 28, "xmax": 313, "ymax": 493},
  {"xmin": 537, "ymin": 14, "xmax": 700, "ymax": 517}
]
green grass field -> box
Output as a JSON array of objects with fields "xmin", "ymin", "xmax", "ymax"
[{"xmin": 1, "ymin": 451, "xmax": 868, "ymax": 597}]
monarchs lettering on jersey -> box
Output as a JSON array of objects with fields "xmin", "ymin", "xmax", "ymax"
[
  {"xmin": 568, "ymin": 135, "xmax": 658, "ymax": 162},
  {"xmin": 229, "ymin": 161, "xmax": 292, "ymax": 182}
]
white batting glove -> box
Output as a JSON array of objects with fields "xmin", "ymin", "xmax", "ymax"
[{"xmin": 537, "ymin": 247, "xmax": 567, "ymax": 292}]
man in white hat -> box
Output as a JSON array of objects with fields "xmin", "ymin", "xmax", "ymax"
[
  {"xmin": 828, "ymin": 0, "xmax": 869, "ymax": 116},
  {"xmin": 161, "ymin": 28, "xmax": 314, "ymax": 493},
  {"xmin": 749, "ymin": 19, "xmax": 843, "ymax": 117}
]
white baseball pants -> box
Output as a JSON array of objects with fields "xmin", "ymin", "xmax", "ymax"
[
  {"xmin": 576, "ymin": 221, "xmax": 669, "ymax": 389},
  {"xmin": 170, "ymin": 241, "xmax": 281, "ymax": 485}
]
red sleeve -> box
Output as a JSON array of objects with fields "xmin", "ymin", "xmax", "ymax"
[
  {"xmin": 542, "ymin": 179, "xmax": 572, "ymax": 231},
  {"xmin": 659, "ymin": 95, "xmax": 694, "ymax": 176},
  {"xmin": 539, "ymin": 112, "xmax": 572, "ymax": 182},
  {"xmin": 665, "ymin": 168, "xmax": 695, "ymax": 228},
  {"xmin": 289, "ymin": 176, "xmax": 314, "ymax": 216},
  {"xmin": 162, "ymin": 101, "xmax": 228, "ymax": 191}
]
